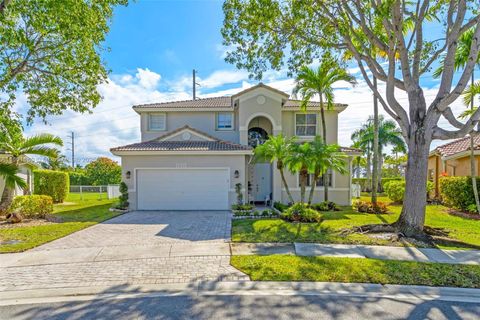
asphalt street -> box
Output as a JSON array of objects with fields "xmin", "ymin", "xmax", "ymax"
[{"xmin": 1, "ymin": 293, "xmax": 479, "ymax": 320}]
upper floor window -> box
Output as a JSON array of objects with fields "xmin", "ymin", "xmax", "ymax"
[
  {"xmin": 295, "ymin": 113, "xmax": 317, "ymax": 136},
  {"xmin": 216, "ymin": 112, "xmax": 234, "ymax": 130},
  {"xmin": 148, "ymin": 113, "xmax": 166, "ymax": 131}
]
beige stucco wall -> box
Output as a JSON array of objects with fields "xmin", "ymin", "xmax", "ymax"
[
  {"xmin": 281, "ymin": 110, "xmax": 338, "ymax": 144},
  {"xmin": 140, "ymin": 111, "xmax": 240, "ymax": 143},
  {"xmin": 280, "ymin": 157, "xmax": 352, "ymax": 205},
  {"xmin": 120, "ymin": 154, "xmax": 248, "ymax": 210}
]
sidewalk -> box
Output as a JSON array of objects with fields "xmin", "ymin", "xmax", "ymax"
[{"xmin": 231, "ymin": 243, "xmax": 480, "ymax": 264}]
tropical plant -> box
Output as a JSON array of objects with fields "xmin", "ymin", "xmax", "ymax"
[
  {"xmin": 286, "ymin": 142, "xmax": 312, "ymax": 203},
  {"xmin": 351, "ymin": 116, "xmax": 406, "ymax": 191},
  {"xmin": 293, "ymin": 58, "xmax": 356, "ymax": 200},
  {"xmin": 281, "ymin": 202, "xmax": 323, "ymax": 223},
  {"xmin": 306, "ymin": 137, "xmax": 347, "ymax": 204},
  {"xmin": 0, "ymin": 125, "xmax": 63, "ymax": 213},
  {"xmin": 39, "ymin": 149, "xmax": 69, "ymax": 171},
  {"xmin": 254, "ymin": 134, "xmax": 296, "ymax": 203},
  {"xmin": 222, "ymin": 0, "xmax": 480, "ymax": 238}
]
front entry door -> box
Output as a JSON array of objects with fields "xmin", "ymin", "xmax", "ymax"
[{"xmin": 253, "ymin": 163, "xmax": 272, "ymax": 202}]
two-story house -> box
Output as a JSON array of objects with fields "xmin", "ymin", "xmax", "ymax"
[{"xmin": 111, "ymin": 83, "xmax": 361, "ymax": 210}]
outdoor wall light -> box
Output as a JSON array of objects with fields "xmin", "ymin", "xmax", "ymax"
[
  {"xmin": 234, "ymin": 170, "xmax": 240, "ymax": 178},
  {"xmin": 126, "ymin": 171, "xmax": 131, "ymax": 179}
]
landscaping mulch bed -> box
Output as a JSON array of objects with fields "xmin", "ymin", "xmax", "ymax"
[
  {"xmin": 447, "ymin": 209, "xmax": 480, "ymax": 220},
  {"xmin": 0, "ymin": 214, "xmax": 61, "ymax": 229}
]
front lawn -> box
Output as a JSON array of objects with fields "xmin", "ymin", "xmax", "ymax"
[
  {"xmin": 231, "ymin": 255, "xmax": 480, "ymax": 288},
  {"xmin": 0, "ymin": 193, "xmax": 120, "ymax": 253},
  {"xmin": 232, "ymin": 196, "xmax": 480, "ymax": 249}
]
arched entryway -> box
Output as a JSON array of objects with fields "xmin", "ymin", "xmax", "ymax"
[{"xmin": 247, "ymin": 116, "xmax": 273, "ymax": 204}]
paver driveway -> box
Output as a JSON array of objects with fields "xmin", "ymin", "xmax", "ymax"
[
  {"xmin": 33, "ymin": 210, "xmax": 232, "ymax": 250},
  {"xmin": 0, "ymin": 211, "xmax": 248, "ymax": 292}
]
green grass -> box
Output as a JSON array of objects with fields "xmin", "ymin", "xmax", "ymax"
[
  {"xmin": 231, "ymin": 255, "xmax": 480, "ymax": 288},
  {"xmin": 0, "ymin": 193, "xmax": 120, "ymax": 253},
  {"xmin": 232, "ymin": 196, "xmax": 480, "ymax": 249}
]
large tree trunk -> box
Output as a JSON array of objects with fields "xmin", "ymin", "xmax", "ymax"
[
  {"xmin": 395, "ymin": 137, "xmax": 430, "ymax": 237},
  {"xmin": 371, "ymin": 76, "xmax": 379, "ymax": 204}
]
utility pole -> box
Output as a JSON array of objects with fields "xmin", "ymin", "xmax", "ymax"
[
  {"xmin": 192, "ymin": 69, "xmax": 200, "ymax": 100},
  {"xmin": 69, "ymin": 131, "xmax": 75, "ymax": 170}
]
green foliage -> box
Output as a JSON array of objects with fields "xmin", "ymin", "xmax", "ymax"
[
  {"xmin": 273, "ymin": 201, "xmax": 290, "ymax": 212},
  {"xmin": 68, "ymin": 171, "xmax": 90, "ymax": 186},
  {"xmin": 310, "ymin": 201, "xmax": 339, "ymax": 212},
  {"xmin": 383, "ymin": 180, "xmax": 406, "ymax": 203},
  {"xmin": 439, "ymin": 177, "xmax": 480, "ymax": 212},
  {"xmin": 0, "ymin": 0, "xmax": 128, "ymax": 121},
  {"xmin": 84, "ymin": 157, "xmax": 121, "ymax": 186},
  {"xmin": 232, "ymin": 203, "xmax": 254, "ymax": 211},
  {"xmin": 352, "ymin": 178, "xmax": 403, "ymax": 192},
  {"xmin": 118, "ymin": 181, "xmax": 129, "ymax": 209},
  {"xmin": 33, "ymin": 170, "xmax": 69, "ymax": 203},
  {"xmin": 281, "ymin": 203, "xmax": 323, "ymax": 223},
  {"xmin": 261, "ymin": 209, "xmax": 271, "ymax": 217},
  {"xmin": 353, "ymin": 200, "xmax": 389, "ymax": 214},
  {"xmin": 9, "ymin": 195, "xmax": 53, "ymax": 218},
  {"xmin": 0, "ymin": 163, "xmax": 27, "ymax": 190}
]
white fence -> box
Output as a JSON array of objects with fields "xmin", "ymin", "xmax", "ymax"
[
  {"xmin": 70, "ymin": 185, "xmax": 120, "ymax": 200},
  {"xmin": 352, "ymin": 183, "xmax": 361, "ymax": 198}
]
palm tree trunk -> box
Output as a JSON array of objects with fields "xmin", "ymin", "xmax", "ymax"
[
  {"xmin": 470, "ymin": 71, "xmax": 480, "ymax": 213},
  {"xmin": 308, "ymin": 173, "xmax": 320, "ymax": 205},
  {"xmin": 0, "ymin": 156, "xmax": 18, "ymax": 214},
  {"xmin": 300, "ymin": 168, "xmax": 308, "ymax": 203},
  {"xmin": 366, "ymin": 149, "xmax": 371, "ymax": 192},
  {"xmin": 279, "ymin": 165, "xmax": 295, "ymax": 204},
  {"xmin": 319, "ymin": 94, "xmax": 329, "ymax": 201},
  {"xmin": 372, "ymin": 76, "xmax": 379, "ymax": 205}
]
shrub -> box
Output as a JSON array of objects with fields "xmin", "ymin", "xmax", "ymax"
[
  {"xmin": 68, "ymin": 171, "xmax": 90, "ymax": 185},
  {"xmin": 281, "ymin": 203, "xmax": 323, "ymax": 223},
  {"xmin": 33, "ymin": 170, "xmax": 69, "ymax": 203},
  {"xmin": 311, "ymin": 201, "xmax": 339, "ymax": 212},
  {"xmin": 117, "ymin": 182, "xmax": 129, "ymax": 209},
  {"xmin": 352, "ymin": 177, "xmax": 403, "ymax": 192},
  {"xmin": 439, "ymin": 176, "xmax": 480, "ymax": 211},
  {"xmin": 353, "ymin": 200, "xmax": 389, "ymax": 214},
  {"xmin": 9, "ymin": 195, "xmax": 53, "ymax": 218},
  {"xmin": 253, "ymin": 210, "xmax": 261, "ymax": 217},
  {"xmin": 261, "ymin": 209, "xmax": 270, "ymax": 216},
  {"xmin": 384, "ymin": 180, "xmax": 434, "ymax": 203},
  {"xmin": 273, "ymin": 201, "xmax": 290, "ymax": 212},
  {"xmin": 231, "ymin": 204, "xmax": 254, "ymax": 211},
  {"xmin": 235, "ymin": 183, "xmax": 243, "ymax": 205}
]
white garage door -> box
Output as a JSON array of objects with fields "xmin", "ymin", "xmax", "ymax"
[{"xmin": 136, "ymin": 168, "xmax": 229, "ymax": 210}]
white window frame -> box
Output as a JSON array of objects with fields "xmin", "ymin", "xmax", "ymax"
[
  {"xmin": 148, "ymin": 113, "xmax": 166, "ymax": 131},
  {"xmin": 216, "ymin": 112, "xmax": 234, "ymax": 131},
  {"xmin": 295, "ymin": 113, "xmax": 317, "ymax": 137}
]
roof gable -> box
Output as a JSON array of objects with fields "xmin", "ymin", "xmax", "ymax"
[
  {"xmin": 231, "ymin": 83, "xmax": 290, "ymax": 100},
  {"xmin": 156, "ymin": 126, "xmax": 217, "ymax": 142}
]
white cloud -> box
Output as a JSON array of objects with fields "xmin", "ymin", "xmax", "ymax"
[
  {"xmin": 198, "ymin": 70, "xmax": 249, "ymax": 89},
  {"xmin": 135, "ymin": 68, "xmax": 161, "ymax": 89}
]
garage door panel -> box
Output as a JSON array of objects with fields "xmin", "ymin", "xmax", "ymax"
[{"xmin": 137, "ymin": 169, "xmax": 229, "ymax": 210}]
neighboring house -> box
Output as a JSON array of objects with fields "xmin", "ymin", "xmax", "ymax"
[
  {"xmin": 428, "ymin": 134, "xmax": 480, "ymax": 197},
  {"xmin": 0, "ymin": 153, "xmax": 34, "ymax": 197},
  {"xmin": 111, "ymin": 83, "xmax": 361, "ymax": 210}
]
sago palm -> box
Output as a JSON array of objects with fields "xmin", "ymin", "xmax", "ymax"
[
  {"xmin": 0, "ymin": 125, "xmax": 63, "ymax": 213},
  {"xmin": 307, "ymin": 137, "xmax": 347, "ymax": 204},
  {"xmin": 254, "ymin": 134, "xmax": 296, "ymax": 204}
]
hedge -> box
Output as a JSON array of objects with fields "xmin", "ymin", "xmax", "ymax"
[
  {"xmin": 33, "ymin": 170, "xmax": 69, "ymax": 203},
  {"xmin": 383, "ymin": 180, "xmax": 434, "ymax": 203},
  {"xmin": 9, "ymin": 195, "xmax": 53, "ymax": 218},
  {"xmin": 69, "ymin": 171, "xmax": 90, "ymax": 186},
  {"xmin": 439, "ymin": 176, "xmax": 480, "ymax": 212},
  {"xmin": 352, "ymin": 177, "xmax": 403, "ymax": 192}
]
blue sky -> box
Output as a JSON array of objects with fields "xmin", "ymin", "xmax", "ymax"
[{"xmin": 20, "ymin": 0, "xmax": 473, "ymax": 164}]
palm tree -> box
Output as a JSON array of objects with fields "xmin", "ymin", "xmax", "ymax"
[
  {"xmin": 39, "ymin": 149, "xmax": 68, "ymax": 170},
  {"xmin": 434, "ymin": 27, "xmax": 480, "ymax": 213},
  {"xmin": 0, "ymin": 126, "xmax": 63, "ymax": 213},
  {"xmin": 307, "ymin": 137, "xmax": 347, "ymax": 204},
  {"xmin": 286, "ymin": 142, "xmax": 312, "ymax": 203},
  {"xmin": 351, "ymin": 116, "xmax": 406, "ymax": 190},
  {"xmin": 293, "ymin": 57, "xmax": 356, "ymax": 201},
  {"xmin": 254, "ymin": 134, "xmax": 296, "ymax": 204}
]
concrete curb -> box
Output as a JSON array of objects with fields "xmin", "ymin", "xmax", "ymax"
[{"xmin": 1, "ymin": 281, "xmax": 480, "ymax": 306}]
